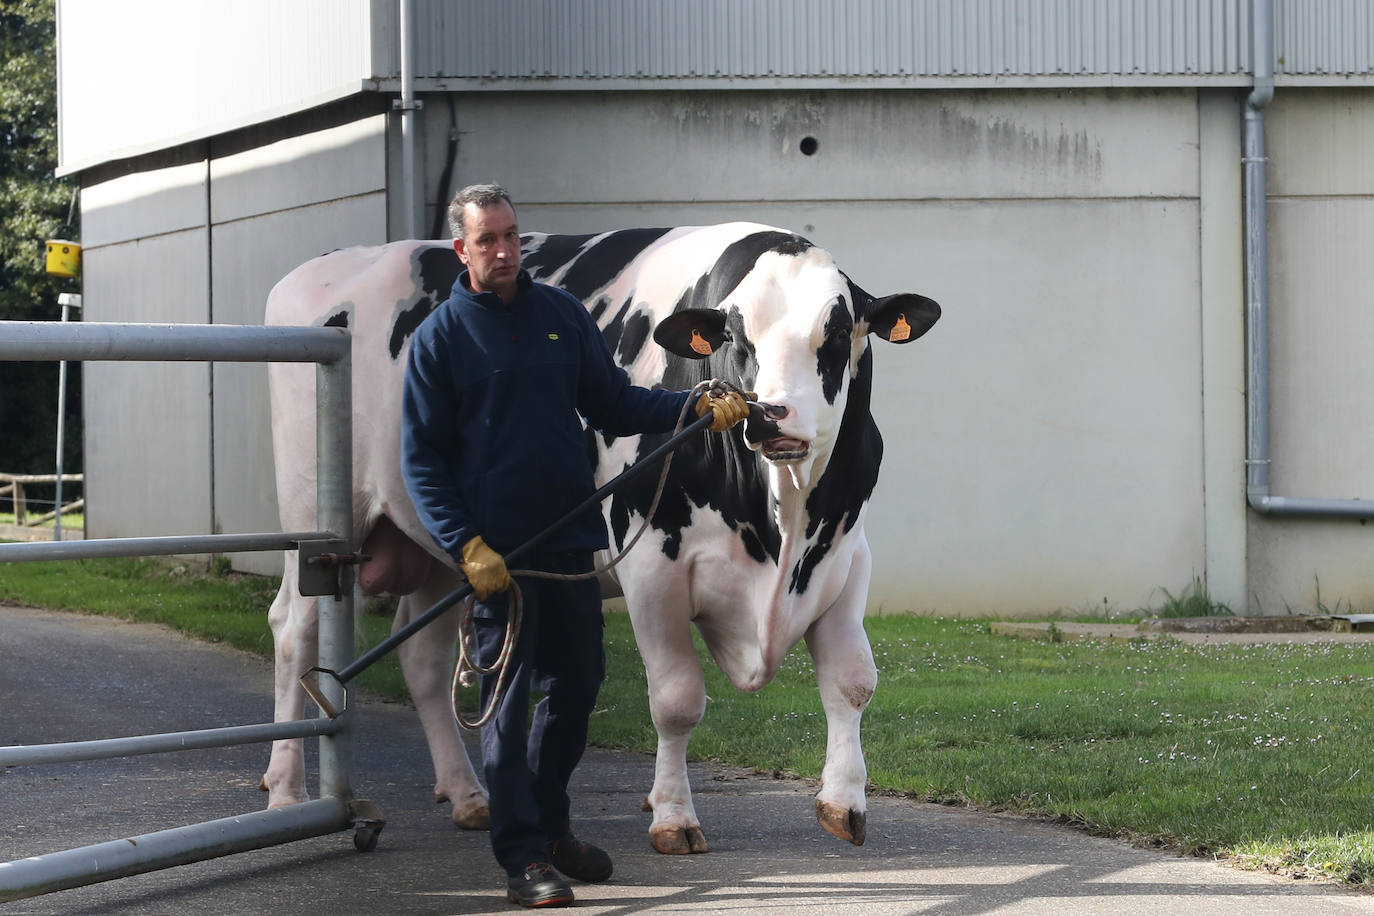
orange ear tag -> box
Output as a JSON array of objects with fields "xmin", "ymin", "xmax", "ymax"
[
  {"xmin": 888, "ymin": 313, "xmax": 912, "ymax": 342},
  {"xmin": 689, "ymin": 329, "xmax": 714, "ymax": 355}
]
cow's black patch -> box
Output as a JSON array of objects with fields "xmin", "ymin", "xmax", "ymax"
[
  {"xmin": 557, "ymin": 228, "xmax": 672, "ymax": 301},
  {"xmin": 617, "ymin": 310, "xmax": 652, "ymax": 365},
  {"xmin": 389, "ymin": 245, "xmax": 461, "ymax": 360},
  {"xmin": 323, "ymin": 309, "xmax": 350, "ymax": 329},
  {"xmin": 418, "ymin": 245, "xmax": 461, "ymax": 303},
  {"xmin": 816, "ymin": 297, "xmax": 853, "ymax": 404},
  {"xmin": 599, "ymin": 297, "xmax": 636, "ymax": 361},
  {"xmin": 684, "ymin": 231, "xmax": 813, "ymax": 313},
  {"xmin": 788, "ymin": 345, "xmax": 882, "ymax": 593},
  {"xmin": 521, "ymin": 233, "xmax": 597, "ymax": 281},
  {"xmin": 390, "ymin": 301, "xmax": 433, "ymax": 360}
]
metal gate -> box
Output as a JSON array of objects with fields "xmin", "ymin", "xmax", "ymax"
[{"xmin": 0, "ymin": 320, "xmax": 372, "ymax": 902}]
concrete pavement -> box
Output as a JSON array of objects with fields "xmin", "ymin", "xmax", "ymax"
[{"xmin": 2, "ymin": 603, "xmax": 1371, "ymax": 915}]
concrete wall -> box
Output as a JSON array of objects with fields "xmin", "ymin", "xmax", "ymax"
[
  {"xmin": 436, "ymin": 87, "xmax": 1216, "ymax": 616},
  {"xmin": 79, "ymin": 116, "xmax": 388, "ymax": 574},
  {"xmin": 75, "ymin": 85, "xmax": 1374, "ymax": 617},
  {"xmin": 1247, "ymin": 89, "xmax": 1374, "ymax": 615}
]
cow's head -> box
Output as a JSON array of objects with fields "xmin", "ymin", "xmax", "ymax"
[{"xmin": 654, "ymin": 240, "xmax": 940, "ymax": 490}]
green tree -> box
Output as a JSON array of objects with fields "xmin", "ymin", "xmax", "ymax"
[{"xmin": 0, "ymin": 0, "xmax": 81, "ymax": 510}]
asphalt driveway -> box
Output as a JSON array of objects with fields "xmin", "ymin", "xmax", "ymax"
[{"xmin": 2, "ymin": 604, "xmax": 1370, "ymax": 915}]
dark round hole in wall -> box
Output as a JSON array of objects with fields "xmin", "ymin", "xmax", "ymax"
[{"xmin": 799, "ymin": 136, "xmax": 819, "ymax": 156}]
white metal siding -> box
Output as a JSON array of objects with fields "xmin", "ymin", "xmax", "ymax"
[
  {"xmin": 76, "ymin": 118, "xmax": 387, "ymax": 569},
  {"xmin": 82, "ymin": 230, "xmax": 213, "ymax": 542},
  {"xmin": 208, "ymin": 117, "xmax": 389, "ymax": 576},
  {"xmin": 56, "ymin": 0, "xmax": 371, "ymax": 173}
]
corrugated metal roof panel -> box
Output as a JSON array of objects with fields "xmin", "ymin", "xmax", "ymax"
[
  {"xmin": 403, "ymin": 0, "xmax": 1372, "ymax": 84},
  {"xmin": 1277, "ymin": 0, "xmax": 1374, "ymax": 75},
  {"xmin": 416, "ymin": 0, "xmax": 1261, "ymax": 81}
]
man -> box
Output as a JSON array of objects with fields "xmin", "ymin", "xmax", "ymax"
[{"xmin": 401, "ymin": 184, "xmax": 748, "ymax": 908}]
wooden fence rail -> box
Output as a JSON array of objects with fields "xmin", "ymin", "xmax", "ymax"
[{"xmin": 0, "ymin": 473, "xmax": 84, "ymax": 528}]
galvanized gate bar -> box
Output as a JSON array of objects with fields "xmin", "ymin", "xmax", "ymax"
[
  {"xmin": 0, "ymin": 321, "xmax": 348, "ymax": 363},
  {"xmin": 0, "ymin": 318, "xmax": 361, "ymax": 899},
  {"xmin": 0, "ymin": 531, "xmax": 331, "ymax": 563},
  {"xmin": 0, "ymin": 716, "xmax": 342, "ymax": 767},
  {"xmin": 0, "ymin": 798, "xmax": 352, "ymax": 903},
  {"xmin": 313, "ymin": 349, "xmax": 354, "ymax": 801}
]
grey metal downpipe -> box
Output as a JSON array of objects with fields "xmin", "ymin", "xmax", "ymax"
[
  {"xmin": 1243, "ymin": 0, "xmax": 1374, "ymax": 519},
  {"xmin": 397, "ymin": 0, "xmax": 421, "ymax": 238}
]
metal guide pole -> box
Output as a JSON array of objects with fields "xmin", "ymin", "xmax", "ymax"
[{"xmin": 314, "ymin": 351, "xmax": 355, "ymax": 800}]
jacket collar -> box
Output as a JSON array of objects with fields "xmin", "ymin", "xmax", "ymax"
[{"xmin": 456, "ymin": 268, "xmax": 533, "ymax": 309}]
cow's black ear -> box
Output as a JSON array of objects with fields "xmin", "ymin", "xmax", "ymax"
[
  {"xmin": 865, "ymin": 294, "xmax": 941, "ymax": 345},
  {"xmin": 653, "ymin": 309, "xmax": 730, "ymax": 359}
]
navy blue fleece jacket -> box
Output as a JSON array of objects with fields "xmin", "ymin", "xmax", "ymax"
[{"xmin": 401, "ymin": 269, "xmax": 691, "ymax": 558}]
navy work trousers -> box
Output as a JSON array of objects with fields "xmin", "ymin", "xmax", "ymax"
[{"xmin": 472, "ymin": 550, "xmax": 605, "ymax": 876}]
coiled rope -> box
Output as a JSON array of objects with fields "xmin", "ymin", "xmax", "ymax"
[{"xmin": 451, "ymin": 380, "xmax": 718, "ymax": 729}]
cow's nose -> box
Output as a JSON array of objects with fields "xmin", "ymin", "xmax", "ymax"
[
  {"xmin": 746, "ymin": 401, "xmax": 788, "ymax": 424},
  {"xmin": 743, "ymin": 401, "xmax": 787, "ymax": 445}
]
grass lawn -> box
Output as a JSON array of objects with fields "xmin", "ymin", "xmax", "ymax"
[
  {"xmin": 2, "ymin": 555, "xmax": 1372, "ymax": 887},
  {"xmin": 0, "ymin": 511, "xmax": 85, "ymax": 534}
]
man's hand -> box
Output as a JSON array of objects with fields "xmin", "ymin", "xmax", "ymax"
[
  {"xmin": 695, "ymin": 379, "xmax": 752, "ymax": 433},
  {"xmin": 459, "ymin": 535, "xmax": 511, "ymax": 601}
]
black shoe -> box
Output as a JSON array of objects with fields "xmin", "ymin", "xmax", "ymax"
[
  {"xmin": 506, "ymin": 863, "xmax": 574, "ymax": 908},
  {"xmin": 549, "ymin": 833, "xmax": 613, "ymax": 883}
]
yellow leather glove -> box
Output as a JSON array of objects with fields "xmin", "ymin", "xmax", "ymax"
[
  {"xmin": 694, "ymin": 381, "xmax": 752, "ymax": 433},
  {"xmin": 459, "ymin": 535, "xmax": 510, "ymax": 601}
]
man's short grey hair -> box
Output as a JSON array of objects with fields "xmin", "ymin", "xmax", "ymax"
[{"xmin": 448, "ymin": 183, "xmax": 516, "ymax": 239}]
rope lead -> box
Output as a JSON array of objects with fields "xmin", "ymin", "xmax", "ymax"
[{"xmin": 450, "ymin": 380, "xmax": 716, "ymax": 729}]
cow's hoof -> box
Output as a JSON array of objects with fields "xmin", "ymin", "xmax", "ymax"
[
  {"xmin": 815, "ymin": 799, "xmax": 866, "ymax": 846},
  {"xmin": 452, "ymin": 804, "xmax": 490, "ymax": 830},
  {"xmin": 260, "ymin": 777, "xmax": 308, "ymax": 808},
  {"xmin": 649, "ymin": 824, "xmax": 709, "ymax": 855},
  {"xmin": 437, "ymin": 791, "xmax": 491, "ymax": 830}
]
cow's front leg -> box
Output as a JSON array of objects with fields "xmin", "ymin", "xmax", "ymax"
[
  {"xmin": 394, "ymin": 575, "xmax": 490, "ymax": 829},
  {"xmin": 261, "ymin": 567, "xmax": 315, "ymax": 807},
  {"xmin": 803, "ymin": 543, "xmax": 875, "ymax": 846},
  {"xmin": 633, "ymin": 610, "xmax": 710, "ymax": 854}
]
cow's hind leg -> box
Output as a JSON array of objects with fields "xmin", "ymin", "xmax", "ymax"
[
  {"xmin": 633, "ymin": 607, "xmax": 710, "ymax": 854},
  {"xmin": 803, "ymin": 543, "xmax": 876, "ymax": 846},
  {"xmin": 394, "ymin": 570, "xmax": 490, "ymax": 829},
  {"xmin": 261, "ymin": 560, "xmax": 316, "ymax": 807}
]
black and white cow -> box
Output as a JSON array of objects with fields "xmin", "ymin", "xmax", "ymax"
[{"xmin": 262, "ymin": 224, "xmax": 940, "ymax": 852}]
